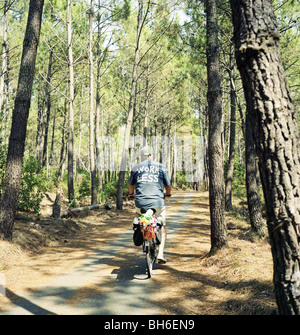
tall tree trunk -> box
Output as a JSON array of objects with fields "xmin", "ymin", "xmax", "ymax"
[
  {"xmin": 225, "ymin": 51, "xmax": 236, "ymax": 211},
  {"xmin": 49, "ymin": 113, "xmax": 56, "ymax": 166},
  {"xmin": 0, "ymin": 0, "xmax": 9, "ymax": 140},
  {"xmin": 230, "ymin": 0, "xmax": 300, "ymax": 315},
  {"xmin": 35, "ymin": 50, "xmax": 53, "ymax": 166},
  {"xmin": 89, "ymin": 0, "xmax": 97, "ymax": 205},
  {"xmin": 116, "ymin": 0, "xmax": 149, "ymax": 210},
  {"xmin": 202, "ymin": 106, "xmax": 209, "ymax": 191},
  {"xmin": 95, "ymin": 1, "xmax": 102, "ymax": 192},
  {"xmin": 0, "ymin": 0, "xmax": 44, "ymax": 240},
  {"xmin": 172, "ymin": 120, "xmax": 177, "ymax": 187},
  {"xmin": 229, "ymin": 71, "xmax": 264, "ymax": 233},
  {"xmin": 245, "ymin": 112, "xmax": 266, "ymax": 237},
  {"xmin": 206, "ymin": 0, "xmax": 227, "ymax": 252},
  {"xmin": 76, "ymin": 85, "xmax": 83, "ymax": 181},
  {"xmin": 67, "ymin": 0, "xmax": 75, "ymax": 203},
  {"xmin": 225, "ymin": 58, "xmax": 236, "ymax": 211},
  {"xmin": 143, "ymin": 66, "xmax": 150, "ymax": 146},
  {"xmin": 58, "ymin": 104, "xmax": 67, "ymax": 178},
  {"xmin": 42, "ymin": 50, "xmax": 53, "ymax": 167},
  {"xmin": 35, "ymin": 86, "xmax": 43, "ymax": 161}
]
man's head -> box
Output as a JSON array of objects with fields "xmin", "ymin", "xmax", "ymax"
[{"xmin": 141, "ymin": 145, "xmax": 154, "ymax": 161}]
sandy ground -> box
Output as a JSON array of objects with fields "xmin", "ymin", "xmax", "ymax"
[{"xmin": 0, "ymin": 190, "xmax": 277, "ymax": 315}]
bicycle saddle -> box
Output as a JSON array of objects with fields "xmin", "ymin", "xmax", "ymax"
[{"xmin": 140, "ymin": 208, "xmax": 156, "ymax": 214}]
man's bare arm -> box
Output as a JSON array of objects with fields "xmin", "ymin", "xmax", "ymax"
[
  {"xmin": 128, "ymin": 184, "xmax": 134, "ymax": 195},
  {"xmin": 165, "ymin": 185, "xmax": 172, "ymax": 196}
]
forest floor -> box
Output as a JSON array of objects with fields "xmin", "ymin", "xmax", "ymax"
[{"xmin": 0, "ymin": 190, "xmax": 277, "ymax": 315}]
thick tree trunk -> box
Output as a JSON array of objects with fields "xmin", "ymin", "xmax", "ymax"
[
  {"xmin": 228, "ymin": 71, "xmax": 264, "ymax": 235},
  {"xmin": 206, "ymin": 0, "xmax": 227, "ymax": 252},
  {"xmin": 245, "ymin": 113, "xmax": 266, "ymax": 237},
  {"xmin": 0, "ymin": 0, "xmax": 44, "ymax": 240},
  {"xmin": 230, "ymin": 0, "xmax": 300, "ymax": 314}
]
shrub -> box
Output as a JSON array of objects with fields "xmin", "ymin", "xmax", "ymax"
[
  {"xmin": 102, "ymin": 178, "xmax": 119, "ymax": 199},
  {"xmin": 78, "ymin": 173, "xmax": 91, "ymax": 198},
  {"xmin": 174, "ymin": 171, "xmax": 189, "ymax": 189},
  {"xmin": 99, "ymin": 172, "xmax": 129, "ymax": 202},
  {"xmin": 18, "ymin": 156, "xmax": 47, "ymax": 214}
]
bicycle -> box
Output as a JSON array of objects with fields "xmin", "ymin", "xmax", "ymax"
[
  {"xmin": 133, "ymin": 208, "xmax": 162, "ymax": 278},
  {"xmin": 130, "ymin": 193, "xmax": 171, "ymax": 278}
]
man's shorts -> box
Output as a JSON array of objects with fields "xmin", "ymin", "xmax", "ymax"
[{"xmin": 135, "ymin": 206, "xmax": 166, "ymax": 226}]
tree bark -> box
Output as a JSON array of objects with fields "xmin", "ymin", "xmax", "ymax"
[
  {"xmin": 116, "ymin": 0, "xmax": 149, "ymax": 210},
  {"xmin": 0, "ymin": 0, "xmax": 9, "ymax": 140},
  {"xmin": 225, "ymin": 55, "xmax": 236, "ymax": 211},
  {"xmin": 42, "ymin": 50, "xmax": 53, "ymax": 167},
  {"xmin": 245, "ymin": 112, "xmax": 266, "ymax": 237},
  {"xmin": 0, "ymin": 0, "xmax": 44, "ymax": 240},
  {"xmin": 95, "ymin": 0, "xmax": 102, "ymax": 192},
  {"xmin": 58, "ymin": 103, "xmax": 67, "ymax": 178},
  {"xmin": 52, "ymin": 189, "xmax": 62, "ymax": 218},
  {"xmin": 67, "ymin": 0, "xmax": 75, "ymax": 202},
  {"xmin": 89, "ymin": 0, "xmax": 97, "ymax": 205},
  {"xmin": 49, "ymin": 113, "xmax": 56, "ymax": 166},
  {"xmin": 206, "ymin": 0, "xmax": 227, "ymax": 252},
  {"xmin": 230, "ymin": 0, "xmax": 300, "ymax": 314},
  {"xmin": 35, "ymin": 50, "xmax": 53, "ymax": 166}
]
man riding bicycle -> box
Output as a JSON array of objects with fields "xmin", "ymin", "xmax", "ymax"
[{"xmin": 128, "ymin": 145, "xmax": 172, "ymax": 264}]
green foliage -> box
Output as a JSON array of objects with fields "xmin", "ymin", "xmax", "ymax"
[
  {"xmin": 18, "ymin": 156, "xmax": 47, "ymax": 214},
  {"xmin": 174, "ymin": 171, "xmax": 191, "ymax": 190},
  {"xmin": 51, "ymin": 169, "xmax": 62, "ymax": 188},
  {"xmin": 102, "ymin": 178, "xmax": 119, "ymax": 199},
  {"xmin": 5, "ymin": 0, "xmax": 296, "ymax": 215},
  {"xmin": 231, "ymin": 160, "xmax": 247, "ymax": 198},
  {"xmin": 112, "ymin": 0, "xmax": 131, "ymax": 21},
  {"xmin": 78, "ymin": 171, "xmax": 91, "ymax": 198},
  {"xmin": 77, "ymin": 171, "xmax": 129, "ymax": 203},
  {"xmin": 97, "ymin": 172, "xmax": 130, "ymax": 203}
]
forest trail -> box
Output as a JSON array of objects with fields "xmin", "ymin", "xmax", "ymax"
[{"xmin": 0, "ymin": 191, "xmax": 276, "ymax": 315}]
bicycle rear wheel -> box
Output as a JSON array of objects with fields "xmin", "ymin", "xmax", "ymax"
[
  {"xmin": 146, "ymin": 251, "xmax": 153, "ymax": 278},
  {"xmin": 146, "ymin": 242, "xmax": 157, "ymax": 278}
]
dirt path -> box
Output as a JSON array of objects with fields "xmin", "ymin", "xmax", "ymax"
[{"xmin": 0, "ymin": 191, "xmax": 277, "ymax": 315}]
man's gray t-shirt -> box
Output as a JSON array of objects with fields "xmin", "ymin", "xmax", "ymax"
[{"xmin": 129, "ymin": 160, "xmax": 171, "ymax": 209}]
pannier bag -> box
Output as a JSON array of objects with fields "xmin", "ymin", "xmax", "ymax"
[
  {"xmin": 133, "ymin": 224, "xmax": 143, "ymax": 246},
  {"xmin": 133, "ymin": 209, "xmax": 161, "ymax": 246}
]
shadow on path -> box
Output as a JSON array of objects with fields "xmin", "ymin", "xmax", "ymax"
[{"xmin": 1, "ymin": 193, "xmax": 193, "ymax": 315}]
